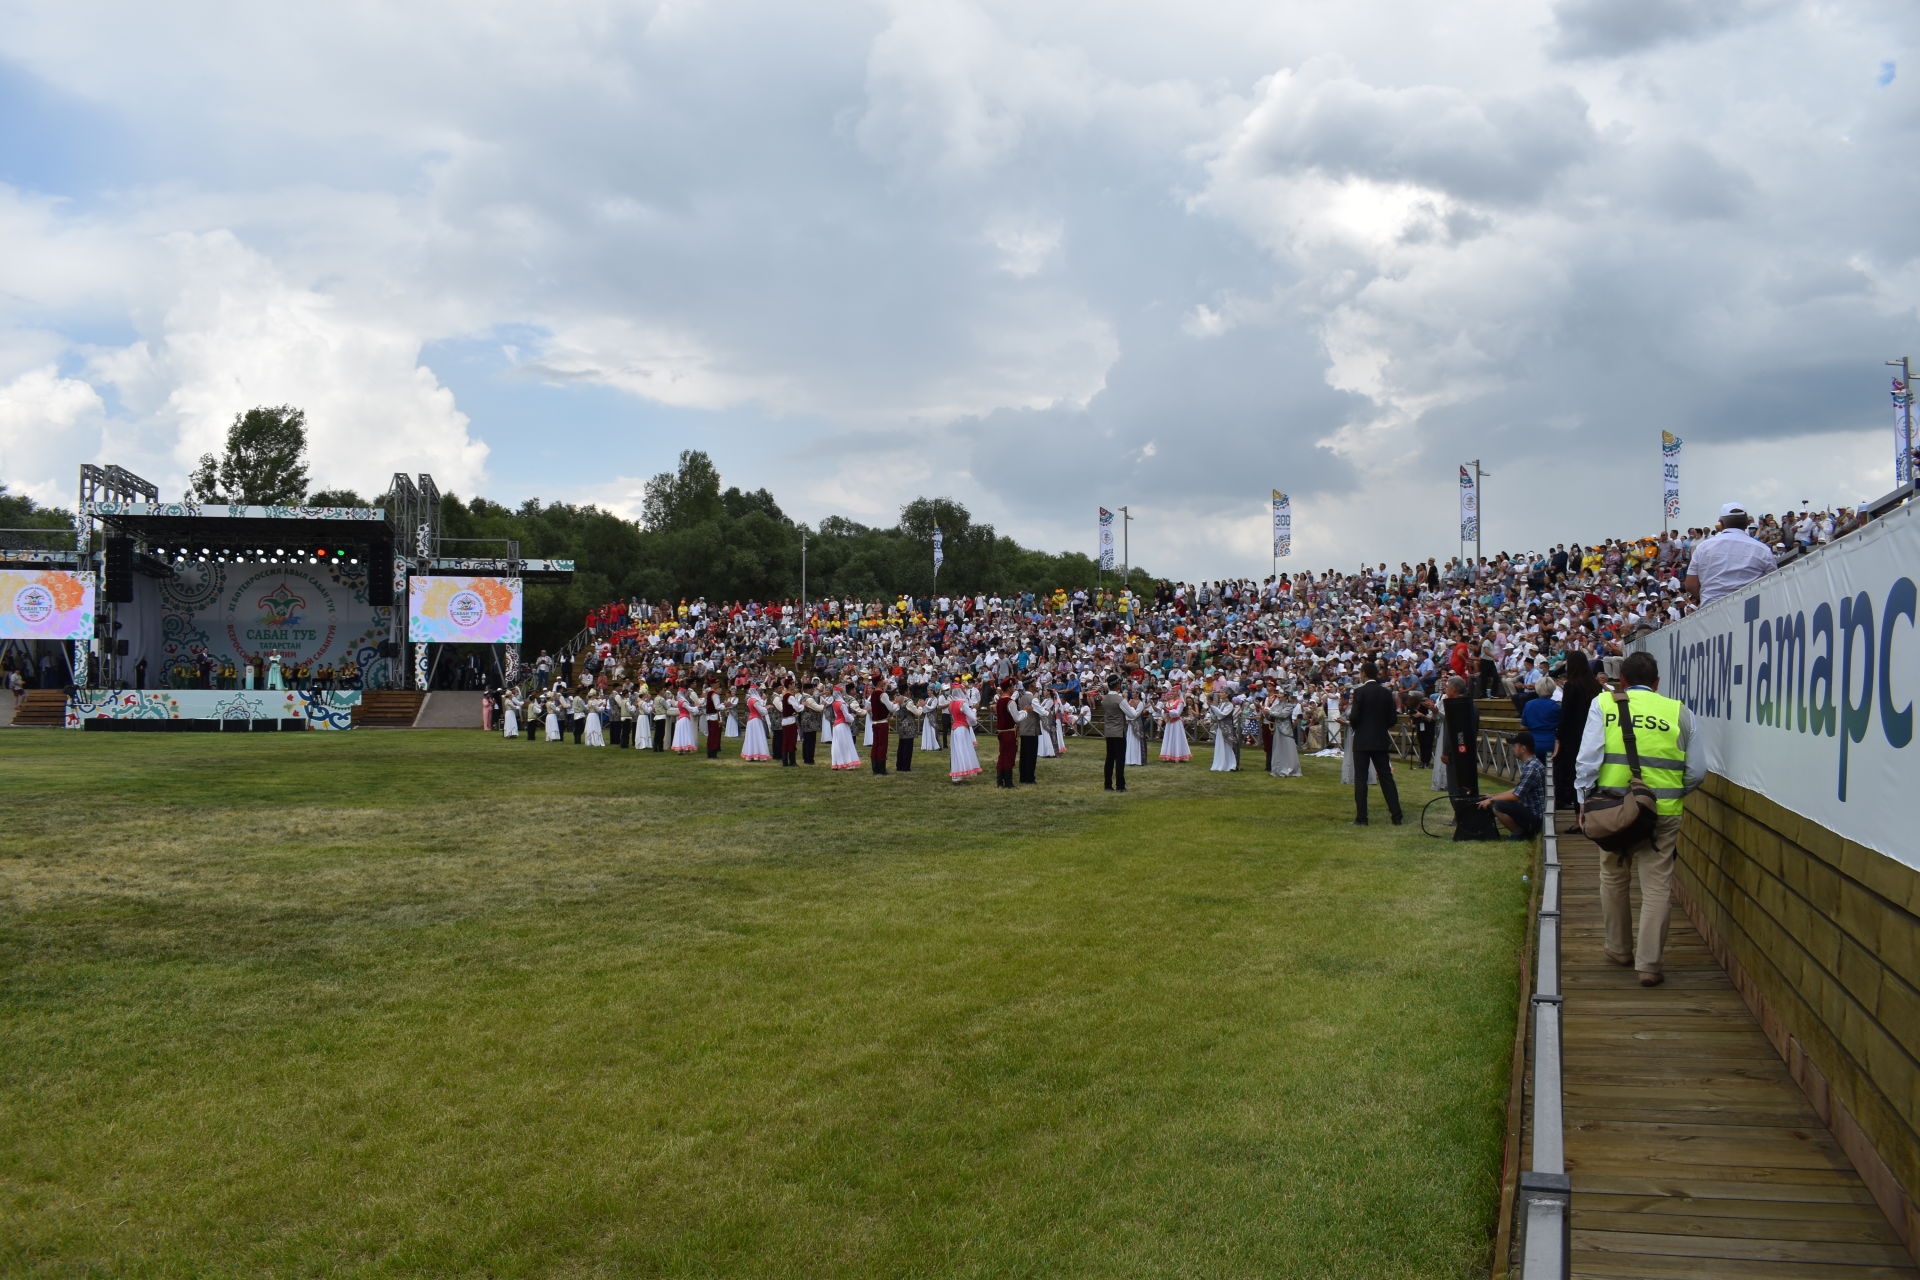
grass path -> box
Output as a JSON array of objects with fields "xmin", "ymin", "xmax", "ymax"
[{"xmin": 2, "ymin": 731, "xmax": 1525, "ymax": 1279}]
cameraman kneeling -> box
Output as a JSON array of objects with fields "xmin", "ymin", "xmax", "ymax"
[{"xmin": 1477, "ymin": 732, "xmax": 1545, "ymax": 840}]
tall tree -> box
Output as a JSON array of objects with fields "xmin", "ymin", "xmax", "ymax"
[
  {"xmin": 187, "ymin": 405, "xmax": 310, "ymax": 506},
  {"xmin": 640, "ymin": 449, "xmax": 724, "ymax": 531}
]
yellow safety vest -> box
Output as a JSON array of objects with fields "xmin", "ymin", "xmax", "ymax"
[{"xmin": 1595, "ymin": 688, "xmax": 1687, "ymax": 816}]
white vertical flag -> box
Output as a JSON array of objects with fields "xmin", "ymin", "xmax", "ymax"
[
  {"xmin": 1271, "ymin": 490, "xmax": 1291, "ymax": 557},
  {"xmin": 1458, "ymin": 466, "xmax": 1478, "ymax": 542},
  {"xmin": 933, "ymin": 524, "xmax": 944, "ymax": 574},
  {"xmin": 1662, "ymin": 431, "xmax": 1682, "ymax": 524},
  {"xmin": 1097, "ymin": 508, "xmax": 1115, "ymax": 570},
  {"xmin": 1895, "ymin": 377, "xmax": 1914, "ymax": 487}
]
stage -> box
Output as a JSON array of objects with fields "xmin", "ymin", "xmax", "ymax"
[{"xmin": 65, "ymin": 689, "xmax": 363, "ymax": 730}]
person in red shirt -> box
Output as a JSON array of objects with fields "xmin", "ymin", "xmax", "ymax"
[{"xmin": 994, "ymin": 678, "xmax": 1020, "ymax": 788}]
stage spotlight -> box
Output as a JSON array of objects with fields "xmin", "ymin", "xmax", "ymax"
[{"xmin": 315, "ymin": 547, "xmax": 327, "ymax": 556}]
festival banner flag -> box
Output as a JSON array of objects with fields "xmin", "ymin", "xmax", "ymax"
[
  {"xmin": 1270, "ymin": 489, "xmax": 1291, "ymax": 557},
  {"xmin": 1662, "ymin": 431, "xmax": 1682, "ymax": 524},
  {"xmin": 932, "ymin": 523, "xmax": 944, "ymax": 573},
  {"xmin": 1458, "ymin": 466, "xmax": 1479, "ymax": 543},
  {"xmin": 1098, "ymin": 508, "xmax": 1115, "ymax": 570},
  {"xmin": 1895, "ymin": 378, "xmax": 1915, "ymax": 487}
]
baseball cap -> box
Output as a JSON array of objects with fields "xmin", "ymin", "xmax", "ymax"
[{"xmin": 1719, "ymin": 502, "xmax": 1747, "ymax": 517}]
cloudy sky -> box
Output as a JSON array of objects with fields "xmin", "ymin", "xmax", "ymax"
[{"xmin": 0, "ymin": 0, "xmax": 1914, "ymax": 578}]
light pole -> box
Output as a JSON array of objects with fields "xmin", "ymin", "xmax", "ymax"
[
  {"xmin": 800, "ymin": 527, "xmax": 808, "ymax": 612},
  {"xmin": 1117, "ymin": 505, "xmax": 1134, "ymax": 587},
  {"xmin": 1465, "ymin": 459, "xmax": 1488, "ymax": 568},
  {"xmin": 1887, "ymin": 358, "xmax": 1915, "ymax": 488}
]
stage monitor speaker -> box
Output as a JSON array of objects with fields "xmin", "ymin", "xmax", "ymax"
[
  {"xmin": 368, "ymin": 557, "xmax": 395, "ymax": 607},
  {"xmin": 104, "ymin": 535, "xmax": 134, "ymax": 603}
]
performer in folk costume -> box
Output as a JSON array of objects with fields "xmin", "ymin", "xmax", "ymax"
[
  {"xmin": 827, "ymin": 686, "xmax": 862, "ymax": 770},
  {"xmin": 777, "ymin": 678, "xmax": 800, "ymax": 767},
  {"xmin": 946, "ymin": 685, "xmax": 982, "ymax": 783},
  {"xmin": 570, "ymin": 688, "xmax": 589, "ymax": 744},
  {"xmin": 1159, "ymin": 685, "xmax": 1192, "ymax": 762},
  {"xmin": 266, "ymin": 653, "xmax": 285, "ymax": 690},
  {"xmin": 894, "ymin": 684, "xmax": 923, "ymax": 773},
  {"xmin": 705, "ymin": 679, "xmax": 727, "ymax": 759},
  {"xmin": 1125, "ymin": 688, "xmax": 1150, "ymax": 767},
  {"xmin": 920, "ymin": 683, "xmax": 943, "ymax": 751},
  {"xmin": 584, "ymin": 692, "xmax": 607, "ymax": 746},
  {"xmin": 993, "ymin": 678, "xmax": 1022, "ymax": 789},
  {"xmin": 1252, "ymin": 681, "xmax": 1275, "ymax": 770},
  {"xmin": 502, "ymin": 690, "xmax": 521, "ymax": 740},
  {"xmin": 652, "ymin": 688, "xmax": 671, "ymax": 751},
  {"xmin": 862, "ymin": 697, "xmax": 875, "ymax": 749},
  {"xmin": 671, "ymin": 684, "xmax": 699, "ymax": 753},
  {"xmin": 544, "ymin": 687, "xmax": 564, "ymax": 743},
  {"xmin": 799, "ymin": 682, "xmax": 824, "ymax": 764},
  {"xmin": 1208, "ymin": 690, "xmax": 1238, "ymax": 771},
  {"xmin": 1267, "ymin": 688, "xmax": 1304, "ymax": 778},
  {"xmin": 724, "ymin": 692, "xmax": 743, "ymax": 739},
  {"xmin": 1034, "ymin": 690, "xmax": 1058, "ymax": 759},
  {"xmin": 740, "ymin": 686, "xmax": 773, "ymax": 760},
  {"xmin": 869, "ymin": 676, "xmax": 895, "ymax": 776}
]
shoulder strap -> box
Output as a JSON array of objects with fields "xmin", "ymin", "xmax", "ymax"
[{"xmin": 1614, "ymin": 690, "xmax": 1644, "ymax": 778}]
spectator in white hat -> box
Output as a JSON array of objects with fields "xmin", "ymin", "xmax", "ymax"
[{"xmin": 1684, "ymin": 503, "xmax": 1777, "ymax": 608}]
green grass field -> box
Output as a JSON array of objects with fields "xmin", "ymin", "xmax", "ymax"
[{"xmin": 1, "ymin": 730, "xmax": 1525, "ymax": 1279}]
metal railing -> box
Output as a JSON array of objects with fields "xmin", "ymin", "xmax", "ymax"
[{"xmin": 1517, "ymin": 773, "xmax": 1570, "ymax": 1278}]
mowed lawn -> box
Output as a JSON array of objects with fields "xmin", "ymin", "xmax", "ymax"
[{"xmin": 1, "ymin": 728, "xmax": 1526, "ymax": 1279}]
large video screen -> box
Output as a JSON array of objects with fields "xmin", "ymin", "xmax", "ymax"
[
  {"xmin": 408, "ymin": 575, "xmax": 523, "ymax": 643},
  {"xmin": 0, "ymin": 569, "xmax": 95, "ymax": 641}
]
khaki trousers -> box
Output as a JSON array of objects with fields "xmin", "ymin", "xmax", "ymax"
[{"xmin": 1599, "ymin": 813, "xmax": 1683, "ymax": 974}]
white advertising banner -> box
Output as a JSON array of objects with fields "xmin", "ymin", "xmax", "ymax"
[
  {"xmin": 1098, "ymin": 508, "xmax": 1115, "ymax": 571},
  {"xmin": 1271, "ymin": 490, "xmax": 1291, "ymax": 558},
  {"xmin": 1458, "ymin": 466, "xmax": 1478, "ymax": 543},
  {"xmin": 1631, "ymin": 500, "xmax": 1916, "ymax": 866},
  {"xmin": 1662, "ymin": 431, "xmax": 1682, "ymax": 525},
  {"xmin": 1894, "ymin": 377, "xmax": 1914, "ymax": 488}
]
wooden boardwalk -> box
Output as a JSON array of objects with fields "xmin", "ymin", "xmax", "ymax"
[{"xmin": 1554, "ymin": 815, "xmax": 1918, "ymax": 1278}]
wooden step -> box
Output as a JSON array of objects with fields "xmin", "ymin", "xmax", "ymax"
[
  {"xmin": 8, "ymin": 689, "xmax": 68, "ymax": 727},
  {"xmin": 350, "ymin": 691, "xmax": 425, "ymax": 729}
]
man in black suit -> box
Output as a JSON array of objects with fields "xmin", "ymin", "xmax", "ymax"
[{"xmin": 1348, "ymin": 660, "xmax": 1403, "ymax": 826}]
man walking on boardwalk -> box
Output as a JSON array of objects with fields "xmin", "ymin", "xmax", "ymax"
[
  {"xmin": 1574, "ymin": 650, "xmax": 1707, "ymax": 988},
  {"xmin": 1348, "ymin": 660, "xmax": 1403, "ymax": 826}
]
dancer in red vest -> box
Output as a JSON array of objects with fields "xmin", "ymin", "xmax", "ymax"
[
  {"xmin": 868, "ymin": 676, "xmax": 894, "ymax": 775},
  {"xmin": 704, "ymin": 678, "xmax": 725, "ymax": 759},
  {"xmin": 994, "ymin": 678, "xmax": 1020, "ymax": 788}
]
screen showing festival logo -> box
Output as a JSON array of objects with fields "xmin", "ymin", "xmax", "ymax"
[{"xmin": 227, "ymin": 570, "xmax": 340, "ymax": 665}]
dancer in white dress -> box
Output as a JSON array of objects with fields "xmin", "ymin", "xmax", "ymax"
[
  {"xmin": 1125, "ymin": 690, "xmax": 1148, "ymax": 766},
  {"xmin": 501, "ymin": 691, "xmax": 520, "ymax": 740},
  {"xmin": 1267, "ymin": 693, "xmax": 1304, "ymax": 778},
  {"xmin": 740, "ymin": 687, "xmax": 773, "ymax": 760},
  {"xmin": 670, "ymin": 687, "xmax": 699, "ymax": 753},
  {"xmin": 946, "ymin": 690, "xmax": 981, "ymax": 782},
  {"xmin": 1034, "ymin": 693, "xmax": 1058, "ymax": 758},
  {"xmin": 543, "ymin": 688, "xmax": 563, "ymax": 743},
  {"xmin": 724, "ymin": 694, "xmax": 742, "ymax": 738},
  {"xmin": 583, "ymin": 693, "xmax": 607, "ymax": 747},
  {"xmin": 827, "ymin": 686, "xmax": 862, "ymax": 769},
  {"xmin": 1208, "ymin": 693, "xmax": 1237, "ymax": 771},
  {"xmin": 920, "ymin": 687, "xmax": 942, "ymax": 751},
  {"xmin": 1159, "ymin": 687, "xmax": 1192, "ymax": 762}
]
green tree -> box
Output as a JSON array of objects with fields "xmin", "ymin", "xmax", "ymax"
[
  {"xmin": 640, "ymin": 450, "xmax": 724, "ymax": 531},
  {"xmin": 308, "ymin": 487, "xmax": 369, "ymax": 509},
  {"xmin": 0, "ymin": 484, "xmax": 74, "ymax": 533},
  {"xmin": 187, "ymin": 405, "xmax": 310, "ymax": 506}
]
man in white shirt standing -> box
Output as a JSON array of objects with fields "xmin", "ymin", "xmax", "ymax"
[{"xmin": 1684, "ymin": 503, "xmax": 1778, "ymax": 608}]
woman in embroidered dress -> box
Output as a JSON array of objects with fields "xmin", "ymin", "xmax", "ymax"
[
  {"xmin": 1267, "ymin": 688, "xmax": 1304, "ymax": 778},
  {"xmin": 724, "ymin": 689, "xmax": 743, "ymax": 738},
  {"xmin": 501, "ymin": 689, "xmax": 521, "ymax": 740},
  {"xmin": 920, "ymin": 685, "xmax": 943, "ymax": 751},
  {"xmin": 1159, "ymin": 685, "xmax": 1192, "ymax": 762},
  {"xmin": 1207, "ymin": 691, "xmax": 1238, "ymax": 771},
  {"xmin": 671, "ymin": 684, "xmax": 699, "ymax": 753},
  {"xmin": 1034, "ymin": 691, "xmax": 1058, "ymax": 759},
  {"xmin": 740, "ymin": 686, "xmax": 773, "ymax": 760},
  {"xmin": 946, "ymin": 687, "xmax": 981, "ymax": 782},
  {"xmin": 583, "ymin": 692, "xmax": 607, "ymax": 747},
  {"xmin": 543, "ymin": 686, "xmax": 563, "ymax": 742},
  {"xmin": 1125, "ymin": 687, "xmax": 1149, "ymax": 767},
  {"xmin": 827, "ymin": 686, "xmax": 862, "ymax": 769}
]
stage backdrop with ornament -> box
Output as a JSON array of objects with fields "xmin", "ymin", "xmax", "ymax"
[
  {"xmin": 124, "ymin": 562, "xmax": 395, "ymax": 686},
  {"xmin": 408, "ymin": 575, "xmax": 523, "ymax": 644},
  {"xmin": 0, "ymin": 569, "xmax": 95, "ymax": 640}
]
